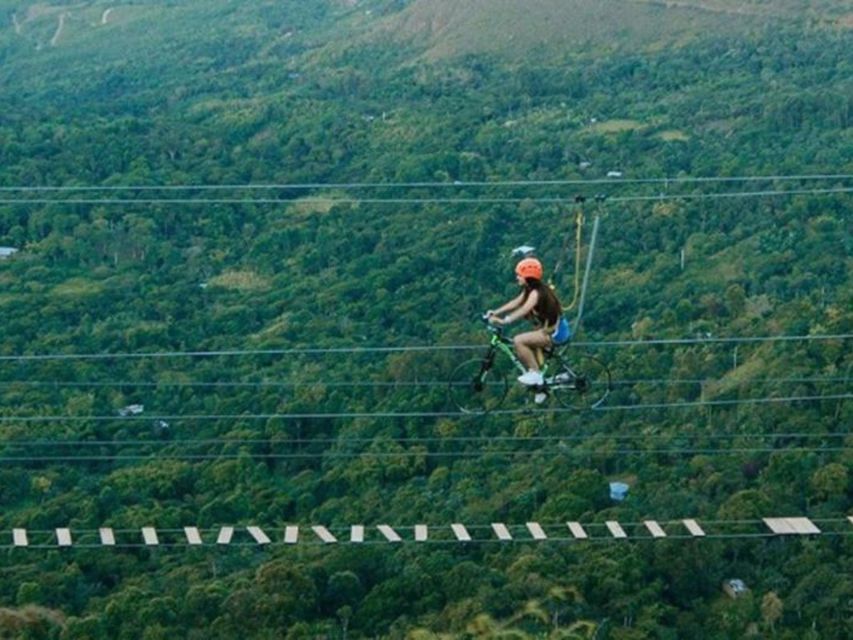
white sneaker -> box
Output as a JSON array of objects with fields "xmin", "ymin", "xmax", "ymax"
[
  {"xmin": 517, "ymin": 370, "xmax": 544, "ymax": 386},
  {"xmin": 534, "ymin": 392, "xmax": 547, "ymax": 404}
]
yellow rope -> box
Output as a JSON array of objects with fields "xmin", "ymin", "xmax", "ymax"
[
  {"xmin": 564, "ymin": 209, "xmax": 584, "ymax": 311},
  {"xmin": 549, "ymin": 208, "xmax": 584, "ymax": 311}
]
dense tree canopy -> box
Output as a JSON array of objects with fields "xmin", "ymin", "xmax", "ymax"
[{"xmin": 0, "ymin": 1, "xmax": 850, "ymax": 638}]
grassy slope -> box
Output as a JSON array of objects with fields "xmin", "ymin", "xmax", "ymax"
[
  {"xmin": 370, "ymin": 0, "xmax": 851, "ymax": 60},
  {"xmin": 0, "ymin": 1, "xmax": 361, "ymax": 111},
  {"xmin": 1, "ymin": 0, "xmax": 848, "ymax": 104}
]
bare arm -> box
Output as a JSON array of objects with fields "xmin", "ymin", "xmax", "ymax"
[
  {"xmin": 492, "ymin": 290, "xmax": 538, "ymax": 325},
  {"xmin": 488, "ymin": 291, "xmax": 526, "ymax": 318}
]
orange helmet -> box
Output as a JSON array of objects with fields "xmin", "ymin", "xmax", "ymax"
[{"xmin": 515, "ymin": 257, "xmax": 543, "ymax": 280}]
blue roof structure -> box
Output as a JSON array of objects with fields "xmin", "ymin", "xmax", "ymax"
[{"xmin": 609, "ymin": 482, "xmax": 629, "ymax": 501}]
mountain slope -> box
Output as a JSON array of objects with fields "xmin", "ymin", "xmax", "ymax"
[
  {"xmin": 371, "ymin": 0, "xmax": 852, "ymax": 60},
  {"xmin": 2, "ymin": 0, "xmax": 850, "ymax": 109}
]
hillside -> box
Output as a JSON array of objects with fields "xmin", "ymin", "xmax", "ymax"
[
  {"xmin": 373, "ymin": 0, "xmax": 853, "ymax": 60},
  {"xmin": 2, "ymin": 0, "xmax": 850, "ymax": 107},
  {"xmin": 0, "ymin": 0, "xmax": 851, "ymax": 638}
]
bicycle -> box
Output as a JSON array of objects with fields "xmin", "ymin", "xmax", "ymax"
[{"xmin": 448, "ymin": 317, "xmax": 612, "ymax": 414}]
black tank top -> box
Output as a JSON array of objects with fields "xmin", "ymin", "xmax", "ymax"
[{"xmin": 522, "ymin": 282, "xmax": 562, "ymax": 327}]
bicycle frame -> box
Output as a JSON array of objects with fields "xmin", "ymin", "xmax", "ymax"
[
  {"xmin": 483, "ymin": 326, "xmax": 557, "ymax": 379},
  {"xmin": 449, "ymin": 320, "xmax": 610, "ymax": 413}
]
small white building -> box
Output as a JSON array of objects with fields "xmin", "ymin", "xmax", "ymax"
[
  {"xmin": 723, "ymin": 579, "xmax": 749, "ymax": 599},
  {"xmin": 118, "ymin": 404, "xmax": 144, "ymax": 417},
  {"xmin": 0, "ymin": 247, "xmax": 19, "ymax": 260}
]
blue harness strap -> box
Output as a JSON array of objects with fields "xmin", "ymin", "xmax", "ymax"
[{"xmin": 551, "ymin": 317, "xmax": 571, "ymax": 345}]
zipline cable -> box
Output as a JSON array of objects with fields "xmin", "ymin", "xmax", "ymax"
[
  {"xmin": 0, "ymin": 446, "xmax": 850, "ymax": 463},
  {"xmin": 2, "ymin": 186, "xmax": 851, "ymax": 205},
  {"xmin": 0, "ymin": 333, "xmax": 848, "ymax": 362},
  {"xmin": 1, "ymin": 173, "xmax": 850, "ymax": 192},
  {"xmin": 0, "ymin": 392, "xmax": 847, "ymax": 422},
  {"xmin": 0, "ymin": 375, "xmax": 847, "ymax": 389},
  {"xmin": 4, "ymin": 431, "xmax": 849, "ymax": 448}
]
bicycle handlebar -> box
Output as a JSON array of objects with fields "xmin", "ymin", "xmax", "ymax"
[{"xmin": 481, "ymin": 313, "xmax": 505, "ymax": 337}]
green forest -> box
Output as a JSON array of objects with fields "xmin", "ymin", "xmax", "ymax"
[{"xmin": 0, "ymin": 0, "xmax": 850, "ymax": 638}]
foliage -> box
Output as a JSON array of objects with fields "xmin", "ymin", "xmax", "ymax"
[{"xmin": 0, "ymin": 0, "xmax": 850, "ymax": 638}]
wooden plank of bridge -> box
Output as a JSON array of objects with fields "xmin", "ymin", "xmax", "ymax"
[
  {"xmin": 644, "ymin": 520, "xmax": 667, "ymax": 538},
  {"xmin": 377, "ymin": 525, "xmax": 402, "ymax": 542},
  {"xmin": 492, "ymin": 523, "xmax": 512, "ymax": 541},
  {"xmin": 764, "ymin": 518, "xmax": 796, "ymax": 534},
  {"xmin": 99, "ymin": 528, "xmax": 116, "ymax": 546},
  {"xmin": 526, "ymin": 522, "xmax": 547, "ymax": 540},
  {"xmin": 606, "ymin": 521, "xmax": 628, "ymax": 539},
  {"xmin": 284, "ymin": 526, "xmax": 299, "ymax": 544},
  {"xmin": 350, "ymin": 525, "xmax": 365, "ymax": 543},
  {"xmin": 451, "ymin": 523, "xmax": 472, "ymax": 542},
  {"xmin": 184, "ymin": 527, "xmax": 203, "ymax": 545},
  {"xmin": 247, "ymin": 526, "xmax": 271, "ymax": 545},
  {"xmin": 56, "ymin": 528, "xmax": 72, "ymax": 547},
  {"xmin": 414, "ymin": 524, "xmax": 428, "ymax": 542},
  {"xmin": 784, "ymin": 517, "xmax": 820, "ymax": 534},
  {"xmin": 141, "ymin": 527, "xmax": 159, "ymax": 546},
  {"xmin": 312, "ymin": 526, "xmax": 337, "ymax": 544},
  {"xmin": 216, "ymin": 527, "xmax": 234, "ymax": 545},
  {"xmin": 682, "ymin": 519, "xmax": 706, "ymax": 537},
  {"xmin": 764, "ymin": 517, "xmax": 820, "ymax": 535},
  {"xmin": 567, "ymin": 521, "xmax": 588, "ymax": 539},
  {"xmin": 13, "ymin": 528, "xmax": 28, "ymax": 547}
]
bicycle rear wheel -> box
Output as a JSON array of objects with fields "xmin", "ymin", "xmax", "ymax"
[
  {"xmin": 548, "ymin": 354, "xmax": 612, "ymax": 410},
  {"xmin": 448, "ymin": 356, "xmax": 509, "ymax": 414}
]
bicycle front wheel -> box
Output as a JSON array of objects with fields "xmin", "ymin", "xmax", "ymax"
[
  {"xmin": 448, "ymin": 357, "xmax": 509, "ymax": 414},
  {"xmin": 549, "ymin": 354, "xmax": 612, "ymax": 410}
]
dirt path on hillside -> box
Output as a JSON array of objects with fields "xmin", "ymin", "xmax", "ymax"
[
  {"xmin": 632, "ymin": 0, "xmax": 850, "ymax": 27},
  {"xmin": 50, "ymin": 11, "xmax": 68, "ymax": 47},
  {"xmin": 629, "ymin": 0, "xmax": 786, "ymax": 19}
]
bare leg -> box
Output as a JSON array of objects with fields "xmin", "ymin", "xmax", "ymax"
[{"xmin": 514, "ymin": 330, "xmax": 552, "ymax": 372}]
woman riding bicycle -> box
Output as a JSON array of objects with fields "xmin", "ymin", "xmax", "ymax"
[{"xmin": 486, "ymin": 257, "xmax": 571, "ymax": 386}]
